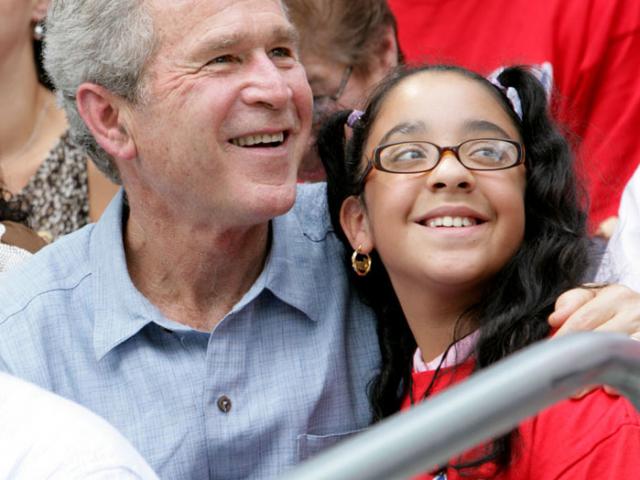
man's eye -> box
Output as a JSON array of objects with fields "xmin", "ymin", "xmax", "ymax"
[
  {"xmin": 270, "ymin": 47, "xmax": 294, "ymax": 58},
  {"xmin": 207, "ymin": 55, "xmax": 236, "ymax": 65}
]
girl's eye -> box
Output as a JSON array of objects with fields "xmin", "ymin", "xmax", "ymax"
[
  {"xmin": 471, "ymin": 148, "xmax": 500, "ymax": 158},
  {"xmin": 393, "ymin": 149, "xmax": 426, "ymax": 163}
]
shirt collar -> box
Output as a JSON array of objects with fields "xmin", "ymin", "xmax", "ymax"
[
  {"xmin": 414, "ymin": 330, "xmax": 481, "ymax": 372},
  {"xmin": 261, "ymin": 183, "xmax": 335, "ymax": 323},
  {"xmin": 90, "ymin": 184, "xmax": 334, "ymax": 359},
  {"xmin": 91, "ymin": 190, "xmax": 160, "ymax": 361}
]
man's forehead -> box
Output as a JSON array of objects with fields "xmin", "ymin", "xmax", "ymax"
[
  {"xmin": 146, "ymin": 0, "xmax": 288, "ymax": 21},
  {"xmin": 146, "ymin": 0, "xmax": 294, "ymax": 45}
]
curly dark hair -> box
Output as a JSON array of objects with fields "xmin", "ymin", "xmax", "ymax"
[{"xmin": 318, "ymin": 64, "xmax": 592, "ymax": 474}]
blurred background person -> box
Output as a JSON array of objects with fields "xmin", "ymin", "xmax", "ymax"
[
  {"xmin": 286, "ymin": 0, "xmax": 402, "ymax": 181},
  {"xmin": 0, "ymin": 0, "xmax": 117, "ymax": 241},
  {"xmin": 0, "ymin": 371, "xmax": 159, "ymax": 479},
  {"xmin": 387, "ymin": 0, "xmax": 640, "ymax": 237},
  {"xmin": 0, "ymin": 181, "xmax": 45, "ymax": 272}
]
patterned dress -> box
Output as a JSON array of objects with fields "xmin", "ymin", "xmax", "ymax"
[{"xmin": 7, "ymin": 132, "xmax": 90, "ymax": 241}]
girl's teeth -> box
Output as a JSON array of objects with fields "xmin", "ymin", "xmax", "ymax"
[{"xmin": 426, "ymin": 216, "xmax": 476, "ymax": 228}]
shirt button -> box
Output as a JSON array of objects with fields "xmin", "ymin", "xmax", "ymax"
[{"xmin": 217, "ymin": 395, "xmax": 232, "ymax": 413}]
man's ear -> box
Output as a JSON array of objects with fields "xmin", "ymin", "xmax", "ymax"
[
  {"xmin": 76, "ymin": 83, "xmax": 137, "ymax": 162},
  {"xmin": 340, "ymin": 195, "xmax": 374, "ymax": 254},
  {"xmin": 31, "ymin": 0, "xmax": 50, "ymax": 23}
]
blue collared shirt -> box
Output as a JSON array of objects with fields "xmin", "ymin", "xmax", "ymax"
[{"xmin": 0, "ymin": 184, "xmax": 379, "ymax": 479}]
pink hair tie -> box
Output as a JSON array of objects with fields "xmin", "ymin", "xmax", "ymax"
[{"xmin": 347, "ymin": 110, "xmax": 364, "ymax": 127}]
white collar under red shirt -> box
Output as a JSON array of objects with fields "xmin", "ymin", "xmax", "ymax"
[{"xmin": 413, "ymin": 330, "xmax": 481, "ymax": 372}]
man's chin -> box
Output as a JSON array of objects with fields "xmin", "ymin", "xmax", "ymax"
[{"xmin": 251, "ymin": 181, "xmax": 298, "ymax": 219}]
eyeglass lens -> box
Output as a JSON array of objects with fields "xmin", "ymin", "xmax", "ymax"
[{"xmin": 377, "ymin": 139, "xmax": 521, "ymax": 172}]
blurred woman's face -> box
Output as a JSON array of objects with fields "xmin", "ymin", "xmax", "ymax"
[
  {"xmin": 302, "ymin": 54, "xmax": 379, "ymax": 122},
  {"xmin": 0, "ymin": 0, "xmax": 44, "ymax": 54},
  {"xmin": 297, "ymin": 52, "xmax": 392, "ymax": 181}
]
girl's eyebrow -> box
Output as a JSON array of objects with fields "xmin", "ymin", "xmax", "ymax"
[
  {"xmin": 379, "ymin": 121, "xmax": 426, "ymax": 145},
  {"xmin": 462, "ymin": 119, "xmax": 513, "ymax": 139}
]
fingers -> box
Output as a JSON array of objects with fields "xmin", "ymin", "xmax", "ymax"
[
  {"xmin": 551, "ymin": 284, "xmax": 640, "ymax": 337},
  {"xmin": 603, "ymin": 385, "xmax": 621, "ymax": 397},
  {"xmin": 549, "ymin": 284, "xmax": 640, "ymax": 400},
  {"xmin": 571, "ymin": 385, "xmax": 596, "ymax": 400},
  {"xmin": 571, "ymin": 385, "xmax": 620, "ymax": 401},
  {"xmin": 548, "ymin": 287, "xmax": 597, "ymax": 331},
  {"xmin": 594, "ymin": 215, "xmax": 619, "ymax": 239}
]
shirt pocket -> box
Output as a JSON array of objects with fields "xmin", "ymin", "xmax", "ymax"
[{"xmin": 296, "ymin": 428, "xmax": 367, "ymax": 463}]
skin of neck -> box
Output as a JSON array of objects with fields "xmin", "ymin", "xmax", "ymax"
[
  {"xmin": 0, "ymin": 37, "xmax": 67, "ymax": 192},
  {"xmin": 0, "ymin": 39, "xmax": 42, "ymax": 158},
  {"xmin": 123, "ymin": 183, "xmax": 270, "ymax": 332},
  {"xmin": 390, "ymin": 273, "xmax": 481, "ymax": 363}
]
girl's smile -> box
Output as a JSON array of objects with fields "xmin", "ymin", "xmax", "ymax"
[{"xmin": 341, "ymin": 71, "xmax": 526, "ymax": 302}]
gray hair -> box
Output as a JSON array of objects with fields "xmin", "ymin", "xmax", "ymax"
[{"xmin": 44, "ymin": 0, "xmax": 156, "ymax": 184}]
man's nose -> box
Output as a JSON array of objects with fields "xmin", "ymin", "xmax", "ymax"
[{"xmin": 241, "ymin": 54, "xmax": 292, "ymax": 109}]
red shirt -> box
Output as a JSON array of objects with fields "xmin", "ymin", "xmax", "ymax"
[
  {"xmin": 402, "ymin": 360, "xmax": 640, "ymax": 479},
  {"xmin": 388, "ymin": 0, "xmax": 640, "ymax": 229}
]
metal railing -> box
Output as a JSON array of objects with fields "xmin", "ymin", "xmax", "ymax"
[{"xmin": 281, "ymin": 333, "xmax": 640, "ymax": 480}]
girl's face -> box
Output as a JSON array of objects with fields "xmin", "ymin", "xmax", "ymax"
[{"xmin": 341, "ymin": 71, "xmax": 526, "ymax": 299}]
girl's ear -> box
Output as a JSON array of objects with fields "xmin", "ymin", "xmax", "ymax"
[
  {"xmin": 31, "ymin": 0, "xmax": 50, "ymax": 23},
  {"xmin": 339, "ymin": 195, "xmax": 374, "ymax": 254}
]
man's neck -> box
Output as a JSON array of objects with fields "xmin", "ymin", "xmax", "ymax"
[{"xmin": 124, "ymin": 204, "xmax": 271, "ymax": 332}]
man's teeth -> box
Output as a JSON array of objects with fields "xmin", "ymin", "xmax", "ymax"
[
  {"xmin": 427, "ymin": 216, "xmax": 476, "ymax": 228},
  {"xmin": 231, "ymin": 132, "xmax": 284, "ymax": 147}
]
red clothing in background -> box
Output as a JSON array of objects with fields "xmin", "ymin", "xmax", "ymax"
[
  {"xmin": 388, "ymin": 0, "xmax": 640, "ymax": 229},
  {"xmin": 402, "ymin": 360, "xmax": 640, "ymax": 479}
]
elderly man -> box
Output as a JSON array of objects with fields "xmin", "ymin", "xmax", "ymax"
[
  {"xmin": 0, "ymin": 1, "xmax": 376, "ymax": 478},
  {"xmin": 0, "ymin": 0, "xmax": 639, "ymax": 479}
]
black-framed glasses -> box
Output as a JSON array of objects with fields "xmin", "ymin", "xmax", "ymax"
[
  {"xmin": 312, "ymin": 65, "xmax": 353, "ymax": 121},
  {"xmin": 358, "ymin": 138, "xmax": 525, "ymax": 187}
]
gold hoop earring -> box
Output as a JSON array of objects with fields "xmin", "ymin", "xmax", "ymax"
[{"xmin": 351, "ymin": 245, "xmax": 372, "ymax": 276}]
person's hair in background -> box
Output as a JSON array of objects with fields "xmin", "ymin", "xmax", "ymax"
[
  {"xmin": 286, "ymin": 0, "xmax": 402, "ymax": 81},
  {"xmin": 44, "ymin": 0, "xmax": 155, "ymax": 185},
  {"xmin": 284, "ymin": 0, "xmax": 402, "ymax": 181},
  {"xmin": 319, "ymin": 64, "xmax": 592, "ymax": 474}
]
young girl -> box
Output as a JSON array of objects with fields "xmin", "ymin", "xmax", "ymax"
[{"xmin": 318, "ymin": 64, "xmax": 640, "ymax": 478}]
